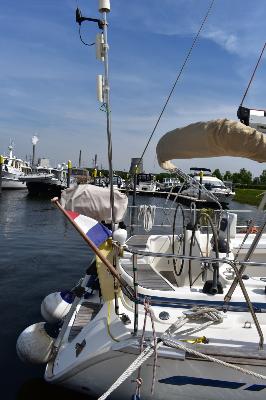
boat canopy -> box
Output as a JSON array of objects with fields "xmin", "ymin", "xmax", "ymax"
[
  {"xmin": 60, "ymin": 184, "xmax": 128, "ymax": 222},
  {"xmin": 156, "ymin": 118, "xmax": 266, "ymax": 170}
]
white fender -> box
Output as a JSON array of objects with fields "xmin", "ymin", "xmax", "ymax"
[
  {"xmin": 41, "ymin": 291, "xmax": 74, "ymax": 324},
  {"xmin": 113, "ymin": 228, "xmax": 127, "ymax": 245},
  {"xmin": 16, "ymin": 322, "xmax": 54, "ymax": 364}
]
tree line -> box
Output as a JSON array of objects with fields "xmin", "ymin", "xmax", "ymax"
[{"xmin": 212, "ymin": 168, "xmax": 266, "ymax": 186}]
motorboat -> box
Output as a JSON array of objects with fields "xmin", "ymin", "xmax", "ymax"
[
  {"xmin": 159, "ymin": 177, "xmax": 181, "ymax": 192},
  {"xmin": 1, "ymin": 144, "xmax": 31, "ymax": 189},
  {"xmin": 136, "ymin": 173, "xmax": 157, "ymax": 193},
  {"xmin": 181, "ymin": 168, "xmax": 235, "ymax": 204},
  {"xmin": 106, "ymin": 175, "xmax": 125, "ymax": 190},
  {"xmin": 21, "ymin": 165, "xmax": 73, "ymax": 196},
  {"xmin": 16, "ymin": 2, "xmax": 266, "ymax": 400}
]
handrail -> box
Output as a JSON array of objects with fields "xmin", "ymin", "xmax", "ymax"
[
  {"xmin": 125, "ymin": 246, "xmax": 266, "ymax": 267},
  {"xmin": 123, "ymin": 246, "xmax": 264, "ymax": 349}
]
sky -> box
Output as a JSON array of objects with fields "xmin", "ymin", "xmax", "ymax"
[{"xmin": 0, "ymin": 0, "xmax": 265, "ymax": 177}]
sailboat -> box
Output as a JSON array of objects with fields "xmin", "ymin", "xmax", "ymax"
[{"xmin": 16, "ymin": 1, "xmax": 266, "ymax": 399}]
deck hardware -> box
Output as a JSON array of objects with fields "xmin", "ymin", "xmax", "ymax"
[
  {"xmin": 75, "ymin": 339, "xmax": 86, "ymax": 357},
  {"xmin": 120, "ymin": 314, "xmax": 131, "ymax": 325},
  {"xmin": 159, "ymin": 311, "xmax": 170, "ymax": 321},
  {"xmin": 243, "ymin": 321, "xmax": 252, "ymax": 329}
]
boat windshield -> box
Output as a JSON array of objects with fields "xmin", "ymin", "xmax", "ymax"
[
  {"xmin": 202, "ymin": 179, "xmax": 226, "ymax": 189},
  {"xmin": 37, "ymin": 168, "xmax": 50, "ymax": 174},
  {"xmin": 137, "ymin": 174, "xmax": 154, "ymax": 184}
]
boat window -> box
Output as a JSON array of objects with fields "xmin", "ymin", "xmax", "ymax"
[
  {"xmin": 137, "ymin": 174, "xmax": 154, "ymax": 184},
  {"xmin": 203, "ymin": 179, "xmax": 225, "ymax": 189}
]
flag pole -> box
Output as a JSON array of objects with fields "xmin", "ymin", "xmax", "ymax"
[{"xmin": 51, "ymin": 198, "xmax": 134, "ymax": 299}]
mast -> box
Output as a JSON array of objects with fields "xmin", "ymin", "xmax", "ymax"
[
  {"xmin": 76, "ymin": 0, "xmax": 115, "ymax": 229},
  {"xmin": 98, "ymin": 0, "xmax": 115, "ymax": 229}
]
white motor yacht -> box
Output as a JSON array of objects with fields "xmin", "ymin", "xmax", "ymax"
[
  {"xmin": 136, "ymin": 173, "xmax": 157, "ymax": 193},
  {"xmin": 181, "ymin": 171, "xmax": 235, "ymax": 204},
  {"xmin": 1, "ymin": 144, "xmax": 31, "ymax": 189},
  {"xmin": 21, "ymin": 165, "xmax": 73, "ymax": 196},
  {"xmin": 159, "ymin": 177, "xmax": 181, "ymax": 192}
]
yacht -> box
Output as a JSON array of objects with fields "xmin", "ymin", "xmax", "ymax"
[
  {"xmin": 106, "ymin": 175, "xmax": 125, "ymax": 190},
  {"xmin": 159, "ymin": 177, "xmax": 181, "ymax": 192},
  {"xmin": 136, "ymin": 173, "xmax": 157, "ymax": 192},
  {"xmin": 1, "ymin": 144, "xmax": 31, "ymax": 189},
  {"xmin": 21, "ymin": 165, "xmax": 73, "ymax": 196},
  {"xmin": 181, "ymin": 168, "xmax": 235, "ymax": 204}
]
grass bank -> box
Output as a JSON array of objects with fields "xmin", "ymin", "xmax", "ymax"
[{"xmin": 234, "ymin": 189, "xmax": 265, "ymax": 207}]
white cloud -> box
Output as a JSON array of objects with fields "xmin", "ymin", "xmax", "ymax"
[{"xmin": 203, "ymin": 29, "xmax": 238, "ymax": 53}]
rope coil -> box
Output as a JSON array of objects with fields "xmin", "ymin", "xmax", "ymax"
[{"xmin": 138, "ymin": 205, "xmax": 156, "ymax": 232}]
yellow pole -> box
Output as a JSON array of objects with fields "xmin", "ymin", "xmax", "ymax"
[{"xmin": 67, "ymin": 160, "xmax": 72, "ymax": 188}]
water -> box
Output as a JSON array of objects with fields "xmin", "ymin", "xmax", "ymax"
[
  {"xmin": 0, "ymin": 190, "xmax": 262, "ymax": 399},
  {"xmin": 0, "ymin": 190, "xmax": 93, "ymax": 400}
]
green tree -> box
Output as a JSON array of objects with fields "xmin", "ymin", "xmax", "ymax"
[
  {"xmin": 238, "ymin": 168, "xmax": 252, "ymax": 185},
  {"xmin": 232, "ymin": 172, "xmax": 241, "ymax": 184},
  {"xmin": 223, "ymin": 170, "xmax": 232, "ymax": 181},
  {"xmin": 212, "ymin": 169, "xmax": 223, "ymax": 180},
  {"xmin": 260, "ymin": 170, "xmax": 266, "ymax": 185},
  {"xmin": 253, "ymin": 177, "xmax": 260, "ymax": 185}
]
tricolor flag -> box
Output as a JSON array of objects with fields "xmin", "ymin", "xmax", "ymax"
[{"xmin": 65, "ymin": 211, "xmax": 111, "ymax": 247}]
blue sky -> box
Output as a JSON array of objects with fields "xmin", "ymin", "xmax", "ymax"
[{"xmin": 0, "ymin": 0, "xmax": 265, "ymax": 177}]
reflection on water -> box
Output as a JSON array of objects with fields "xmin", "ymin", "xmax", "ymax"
[
  {"xmin": 0, "ymin": 190, "xmax": 263, "ymax": 399},
  {"xmin": 17, "ymin": 379, "xmax": 89, "ymax": 400}
]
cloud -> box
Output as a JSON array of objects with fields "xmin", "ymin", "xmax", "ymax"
[{"xmin": 202, "ymin": 29, "xmax": 238, "ymax": 53}]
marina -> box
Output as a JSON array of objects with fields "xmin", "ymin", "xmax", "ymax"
[{"xmin": 0, "ymin": 189, "xmax": 264, "ymax": 399}]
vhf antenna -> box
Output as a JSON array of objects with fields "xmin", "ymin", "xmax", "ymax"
[{"xmin": 75, "ymin": 7, "xmax": 104, "ymax": 30}]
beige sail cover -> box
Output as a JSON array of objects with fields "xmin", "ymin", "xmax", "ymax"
[
  {"xmin": 156, "ymin": 118, "xmax": 266, "ymax": 170},
  {"xmin": 60, "ymin": 184, "xmax": 128, "ymax": 222}
]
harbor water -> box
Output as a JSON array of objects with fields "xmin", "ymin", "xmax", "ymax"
[{"xmin": 0, "ymin": 189, "xmax": 261, "ymax": 399}]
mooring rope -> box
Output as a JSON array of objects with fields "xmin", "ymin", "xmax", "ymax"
[
  {"xmin": 163, "ymin": 339, "xmax": 266, "ymax": 381},
  {"xmin": 97, "ymin": 306, "xmax": 223, "ymax": 400}
]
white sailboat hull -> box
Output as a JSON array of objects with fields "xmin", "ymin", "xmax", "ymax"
[{"xmin": 46, "ymin": 336, "xmax": 266, "ymax": 400}]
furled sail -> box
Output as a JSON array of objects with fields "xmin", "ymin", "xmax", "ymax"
[
  {"xmin": 60, "ymin": 184, "xmax": 128, "ymax": 222},
  {"xmin": 156, "ymin": 118, "xmax": 266, "ymax": 170}
]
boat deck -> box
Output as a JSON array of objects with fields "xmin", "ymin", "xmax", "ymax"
[{"xmin": 68, "ymin": 301, "xmax": 102, "ymax": 342}]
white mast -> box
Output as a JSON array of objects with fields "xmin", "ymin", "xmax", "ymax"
[{"xmin": 98, "ymin": 0, "xmax": 115, "ymax": 228}]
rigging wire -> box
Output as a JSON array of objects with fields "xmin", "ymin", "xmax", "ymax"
[
  {"xmin": 136, "ymin": 0, "xmax": 216, "ymax": 169},
  {"xmin": 239, "ymin": 41, "xmax": 266, "ymax": 107}
]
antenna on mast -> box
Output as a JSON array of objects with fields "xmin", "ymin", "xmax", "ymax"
[{"xmin": 76, "ymin": 0, "xmax": 115, "ymax": 229}]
